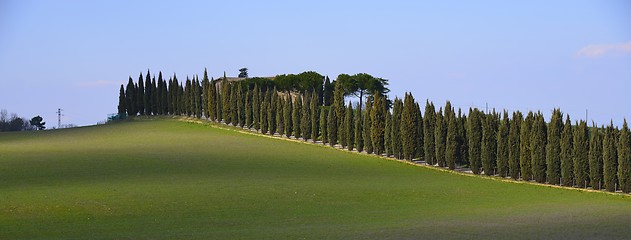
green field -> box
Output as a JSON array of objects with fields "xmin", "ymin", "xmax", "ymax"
[{"xmin": 1, "ymin": 118, "xmax": 630, "ymax": 239}]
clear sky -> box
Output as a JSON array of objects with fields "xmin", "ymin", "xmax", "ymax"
[{"xmin": 0, "ymin": 0, "xmax": 629, "ymax": 127}]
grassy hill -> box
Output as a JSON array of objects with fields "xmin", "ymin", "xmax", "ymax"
[{"xmin": 1, "ymin": 118, "xmax": 630, "ymax": 239}]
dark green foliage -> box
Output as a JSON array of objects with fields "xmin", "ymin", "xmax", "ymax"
[
  {"xmin": 445, "ymin": 106, "xmax": 457, "ymax": 170},
  {"xmin": 267, "ymin": 91, "xmax": 275, "ymax": 135},
  {"xmin": 618, "ymin": 120, "xmax": 631, "ymax": 193},
  {"xmin": 322, "ymin": 76, "xmax": 333, "ymax": 106},
  {"xmin": 457, "ymin": 111, "xmax": 468, "ymax": 166},
  {"xmin": 125, "ymin": 77, "xmax": 136, "ymax": 116},
  {"xmin": 29, "ymin": 115, "xmax": 46, "ymax": 130},
  {"xmin": 145, "ymin": 71, "xmax": 152, "ymax": 115},
  {"xmin": 363, "ymin": 96, "xmax": 373, "ymax": 154},
  {"xmin": 310, "ymin": 91, "xmax": 319, "ymax": 143},
  {"xmin": 508, "ymin": 111, "xmax": 522, "ymax": 180},
  {"xmin": 603, "ymin": 122, "xmax": 618, "ymax": 192},
  {"xmin": 327, "ymin": 104, "xmax": 337, "ymax": 146},
  {"xmin": 423, "ymin": 101, "xmax": 436, "ymax": 164},
  {"xmin": 301, "ymin": 92, "xmax": 311, "ymax": 141},
  {"xmin": 320, "ymin": 107, "xmax": 328, "ymax": 144},
  {"xmin": 384, "ymin": 110, "xmax": 391, "ymax": 156},
  {"xmin": 435, "ymin": 108, "xmax": 446, "ymax": 167},
  {"xmin": 275, "ymin": 92, "xmax": 284, "ymax": 135},
  {"xmin": 138, "ymin": 73, "xmax": 145, "ymax": 115},
  {"xmin": 520, "ymin": 112, "xmax": 534, "ymax": 180},
  {"xmin": 546, "ymin": 109, "xmax": 563, "ymax": 184},
  {"xmin": 401, "ymin": 93, "xmax": 417, "ymax": 160},
  {"xmin": 230, "ymin": 83, "xmax": 238, "ymax": 125},
  {"xmin": 560, "ymin": 115, "xmax": 573, "ymax": 186},
  {"xmin": 202, "ymin": 70, "xmax": 210, "ymax": 118},
  {"xmin": 346, "ymin": 102, "xmax": 355, "ymax": 151},
  {"xmin": 574, "ymin": 120, "xmax": 590, "ymax": 188},
  {"xmin": 284, "ymin": 97, "xmax": 292, "ymax": 138},
  {"xmin": 468, "ymin": 108, "xmax": 483, "ymax": 174},
  {"xmin": 237, "ymin": 84, "xmax": 246, "ymax": 127},
  {"xmin": 252, "ymin": 85, "xmax": 260, "ymax": 130},
  {"xmin": 497, "ymin": 111, "xmax": 509, "ymax": 177},
  {"xmin": 482, "ymin": 111, "xmax": 498, "ymax": 176},
  {"xmin": 370, "ymin": 93, "xmax": 386, "ymax": 155},
  {"xmin": 333, "ymin": 80, "xmax": 346, "ymax": 142},
  {"xmin": 293, "ymin": 95, "xmax": 302, "ymax": 139},
  {"xmin": 355, "ymin": 104, "xmax": 363, "ymax": 152},
  {"xmin": 589, "ymin": 124, "xmax": 603, "ymax": 189},
  {"xmin": 221, "ymin": 79, "xmax": 231, "ymax": 124},
  {"xmin": 391, "ymin": 98, "xmax": 404, "ymax": 159},
  {"xmin": 118, "ymin": 85, "xmax": 126, "ymax": 116},
  {"xmin": 245, "ymin": 89, "xmax": 252, "ymax": 128},
  {"xmin": 531, "ymin": 112, "xmax": 547, "ymax": 183},
  {"xmin": 153, "ymin": 77, "xmax": 159, "ymax": 116},
  {"xmin": 415, "ymin": 103, "xmax": 424, "ymax": 160},
  {"xmin": 260, "ymin": 92, "xmax": 269, "ymax": 134}
]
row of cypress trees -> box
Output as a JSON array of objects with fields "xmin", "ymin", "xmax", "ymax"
[{"xmin": 117, "ymin": 69, "xmax": 631, "ymax": 193}]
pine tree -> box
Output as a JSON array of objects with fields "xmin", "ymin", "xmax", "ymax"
[
  {"xmin": 392, "ymin": 98, "xmax": 404, "ymax": 159},
  {"xmin": 138, "ymin": 73, "xmax": 145, "ymax": 115},
  {"xmin": 435, "ymin": 108, "xmax": 446, "ymax": 167},
  {"xmin": 284, "ymin": 97, "xmax": 292, "ymax": 138},
  {"xmin": 118, "ymin": 84, "xmax": 126, "ymax": 116},
  {"xmin": 445, "ymin": 106, "xmax": 458, "ymax": 170},
  {"xmin": 468, "ymin": 108, "xmax": 483, "ymax": 174},
  {"xmin": 293, "ymin": 95, "xmax": 302, "ymax": 139},
  {"xmin": 531, "ymin": 112, "xmax": 547, "ymax": 183},
  {"xmin": 589, "ymin": 124, "xmax": 603, "ymax": 189},
  {"xmin": 482, "ymin": 111, "xmax": 498, "ymax": 176},
  {"xmin": 371, "ymin": 93, "xmax": 386, "ymax": 155},
  {"xmin": 245, "ymin": 89, "xmax": 252, "ymax": 128},
  {"xmin": 346, "ymin": 102, "xmax": 355, "ymax": 151},
  {"xmin": 423, "ymin": 101, "xmax": 436, "ymax": 164},
  {"xmin": 574, "ymin": 120, "xmax": 590, "ymax": 188},
  {"xmin": 497, "ymin": 111, "xmax": 510, "ymax": 177},
  {"xmin": 385, "ymin": 110, "xmax": 391, "ymax": 156},
  {"xmin": 320, "ymin": 107, "xmax": 328, "ymax": 144},
  {"xmin": 520, "ymin": 112, "xmax": 534, "ymax": 180},
  {"xmin": 603, "ymin": 122, "xmax": 618, "ymax": 192},
  {"xmin": 546, "ymin": 109, "xmax": 563, "ymax": 185},
  {"xmin": 310, "ymin": 91, "xmax": 319, "ymax": 143},
  {"xmin": 301, "ymin": 92, "xmax": 311, "ymax": 141},
  {"xmin": 252, "ymin": 85, "xmax": 260, "ymax": 129},
  {"xmin": 618, "ymin": 120, "xmax": 631, "ymax": 193},
  {"xmin": 355, "ymin": 104, "xmax": 363, "ymax": 152},
  {"xmin": 327, "ymin": 105, "xmax": 337, "ymax": 146},
  {"xmin": 401, "ymin": 93, "xmax": 417, "ymax": 160},
  {"xmin": 363, "ymin": 96, "xmax": 373, "ymax": 154},
  {"xmin": 560, "ymin": 115, "xmax": 574, "ymax": 186}
]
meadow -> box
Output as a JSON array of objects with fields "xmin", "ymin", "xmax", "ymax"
[{"xmin": 1, "ymin": 118, "xmax": 630, "ymax": 239}]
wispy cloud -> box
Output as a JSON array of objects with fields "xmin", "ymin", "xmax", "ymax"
[
  {"xmin": 576, "ymin": 41, "xmax": 631, "ymax": 58},
  {"xmin": 76, "ymin": 80, "xmax": 123, "ymax": 88}
]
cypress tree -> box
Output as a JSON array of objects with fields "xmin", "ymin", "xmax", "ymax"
[
  {"xmin": 310, "ymin": 90, "xmax": 319, "ymax": 143},
  {"xmin": 346, "ymin": 102, "xmax": 355, "ymax": 151},
  {"xmin": 215, "ymin": 80, "xmax": 222, "ymax": 121},
  {"xmin": 293, "ymin": 95, "xmax": 302, "ymax": 139},
  {"xmin": 202, "ymin": 70, "xmax": 210, "ymax": 118},
  {"xmin": 371, "ymin": 93, "xmax": 386, "ymax": 155},
  {"xmin": 260, "ymin": 93, "xmax": 269, "ymax": 134},
  {"xmin": 355, "ymin": 104, "xmax": 363, "ymax": 152},
  {"xmin": 167, "ymin": 78, "xmax": 174, "ymax": 115},
  {"xmin": 267, "ymin": 91, "xmax": 275, "ymax": 135},
  {"xmin": 145, "ymin": 71, "xmax": 152, "ymax": 115},
  {"xmin": 531, "ymin": 112, "xmax": 547, "ymax": 183},
  {"xmin": 245, "ymin": 89, "xmax": 252, "ymax": 128},
  {"xmin": 401, "ymin": 93, "xmax": 417, "ymax": 160},
  {"xmin": 435, "ymin": 108, "xmax": 446, "ymax": 167},
  {"xmin": 230, "ymin": 84, "xmax": 238, "ymax": 125},
  {"xmin": 118, "ymin": 84, "xmax": 126, "ymax": 116},
  {"xmin": 333, "ymin": 81, "xmax": 345, "ymax": 142},
  {"xmin": 157, "ymin": 74, "xmax": 163, "ymax": 115},
  {"xmin": 385, "ymin": 110, "xmax": 391, "ymax": 156},
  {"xmin": 423, "ymin": 101, "xmax": 436, "ymax": 164},
  {"xmin": 275, "ymin": 92, "xmax": 284, "ymax": 135},
  {"xmin": 560, "ymin": 115, "xmax": 574, "ymax": 186},
  {"xmin": 520, "ymin": 112, "xmax": 534, "ymax": 180},
  {"xmin": 445, "ymin": 106, "xmax": 458, "ymax": 170},
  {"xmin": 284, "ymin": 97, "xmax": 292, "ymax": 138},
  {"xmin": 392, "ymin": 98, "xmax": 404, "ymax": 159},
  {"xmin": 152, "ymin": 77, "xmax": 159, "ymax": 116},
  {"xmin": 482, "ymin": 111, "xmax": 498, "ymax": 176},
  {"xmin": 589, "ymin": 124, "xmax": 603, "ymax": 189},
  {"xmin": 221, "ymin": 79, "xmax": 231, "ymax": 123},
  {"xmin": 458, "ymin": 111, "xmax": 468, "ymax": 166},
  {"xmin": 320, "ymin": 107, "xmax": 328, "ymax": 144},
  {"xmin": 574, "ymin": 120, "xmax": 590, "ymax": 188},
  {"xmin": 603, "ymin": 122, "xmax": 618, "ymax": 192},
  {"xmin": 546, "ymin": 109, "xmax": 563, "ymax": 185},
  {"xmin": 468, "ymin": 108, "xmax": 483, "ymax": 174},
  {"xmin": 301, "ymin": 92, "xmax": 311, "ymax": 141},
  {"xmin": 508, "ymin": 111, "xmax": 524, "ymax": 180},
  {"xmin": 415, "ymin": 103, "xmax": 424, "ymax": 160},
  {"xmin": 327, "ymin": 105, "xmax": 337, "ymax": 146},
  {"xmin": 339, "ymin": 103, "xmax": 348, "ymax": 149},
  {"xmin": 161, "ymin": 74, "xmax": 168, "ymax": 115},
  {"xmin": 240, "ymin": 85, "xmax": 248, "ymax": 127},
  {"xmin": 618, "ymin": 120, "xmax": 631, "ymax": 193},
  {"xmin": 138, "ymin": 73, "xmax": 145, "ymax": 115},
  {"xmin": 497, "ymin": 111, "xmax": 510, "ymax": 177},
  {"xmin": 252, "ymin": 85, "xmax": 260, "ymax": 129},
  {"xmin": 363, "ymin": 96, "xmax": 373, "ymax": 154}
]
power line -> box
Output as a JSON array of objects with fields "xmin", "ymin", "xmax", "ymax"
[{"xmin": 56, "ymin": 108, "xmax": 64, "ymax": 129}]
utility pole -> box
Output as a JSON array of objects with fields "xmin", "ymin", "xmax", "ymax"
[{"xmin": 57, "ymin": 108, "xmax": 63, "ymax": 129}]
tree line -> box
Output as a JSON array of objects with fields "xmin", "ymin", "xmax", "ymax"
[
  {"xmin": 116, "ymin": 69, "xmax": 631, "ymax": 194},
  {"xmin": 0, "ymin": 110, "xmax": 46, "ymax": 132}
]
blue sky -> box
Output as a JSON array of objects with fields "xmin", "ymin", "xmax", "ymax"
[{"xmin": 0, "ymin": 0, "xmax": 629, "ymax": 127}]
